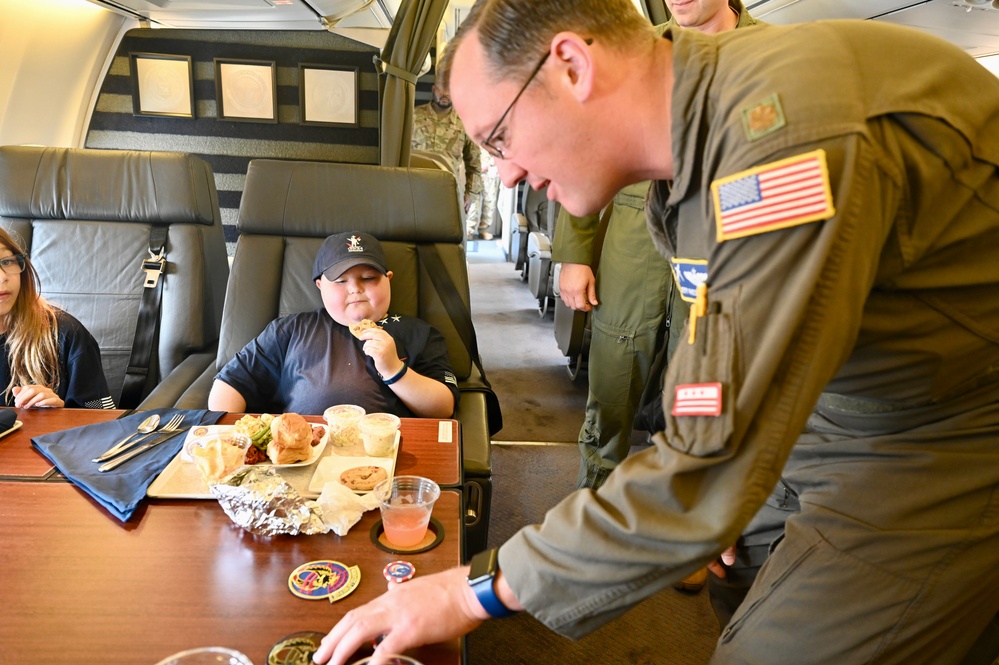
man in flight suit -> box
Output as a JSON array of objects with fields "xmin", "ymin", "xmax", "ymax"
[
  {"xmin": 312, "ymin": 2, "xmax": 999, "ymax": 663},
  {"xmin": 556, "ymin": 0, "xmax": 759, "ymax": 494}
]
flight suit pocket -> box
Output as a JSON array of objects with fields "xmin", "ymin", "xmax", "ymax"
[
  {"xmin": 714, "ymin": 522, "xmax": 921, "ymax": 664},
  {"xmin": 664, "ymin": 309, "xmax": 736, "ymax": 458}
]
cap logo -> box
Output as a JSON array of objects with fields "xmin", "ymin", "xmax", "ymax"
[{"xmin": 346, "ymin": 235, "xmax": 364, "ymax": 253}]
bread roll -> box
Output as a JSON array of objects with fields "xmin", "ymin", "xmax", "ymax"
[{"xmin": 267, "ymin": 413, "xmax": 313, "ymax": 464}]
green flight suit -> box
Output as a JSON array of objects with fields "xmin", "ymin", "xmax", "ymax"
[
  {"xmin": 502, "ymin": 21, "xmax": 999, "ymax": 663},
  {"xmin": 552, "ymin": 2, "xmax": 761, "ymax": 489}
]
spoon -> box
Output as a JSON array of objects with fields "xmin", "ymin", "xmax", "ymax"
[{"xmin": 92, "ymin": 413, "xmax": 160, "ymax": 462}]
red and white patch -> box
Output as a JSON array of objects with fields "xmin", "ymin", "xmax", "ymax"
[{"xmin": 672, "ymin": 382, "xmax": 723, "ymax": 417}]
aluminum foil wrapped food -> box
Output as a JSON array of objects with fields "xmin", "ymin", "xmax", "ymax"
[{"xmin": 210, "ymin": 466, "xmax": 327, "ymax": 536}]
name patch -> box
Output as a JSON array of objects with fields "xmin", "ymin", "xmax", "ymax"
[{"xmin": 711, "ymin": 149, "xmax": 835, "ymax": 242}]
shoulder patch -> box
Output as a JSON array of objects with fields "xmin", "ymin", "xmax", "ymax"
[
  {"xmin": 711, "ymin": 149, "xmax": 835, "ymax": 242},
  {"xmin": 741, "ymin": 94, "xmax": 785, "ymax": 141},
  {"xmin": 672, "ymin": 382, "xmax": 722, "ymax": 417},
  {"xmin": 670, "ymin": 258, "xmax": 708, "ymax": 303}
]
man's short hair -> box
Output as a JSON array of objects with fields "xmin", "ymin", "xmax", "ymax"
[{"xmin": 441, "ymin": 0, "xmax": 654, "ymax": 89}]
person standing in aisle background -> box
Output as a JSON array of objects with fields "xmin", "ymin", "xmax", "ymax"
[{"xmin": 412, "ymin": 65, "xmax": 484, "ymax": 240}]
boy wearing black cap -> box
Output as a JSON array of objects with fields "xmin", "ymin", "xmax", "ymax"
[{"xmin": 208, "ymin": 232, "xmax": 459, "ymax": 417}]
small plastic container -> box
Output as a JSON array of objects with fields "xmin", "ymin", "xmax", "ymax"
[
  {"xmin": 359, "ymin": 412, "xmax": 401, "ymax": 457},
  {"xmin": 323, "ymin": 404, "xmax": 365, "ymax": 447}
]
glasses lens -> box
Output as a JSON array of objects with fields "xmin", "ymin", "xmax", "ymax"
[{"xmin": 1, "ymin": 255, "xmax": 25, "ymax": 274}]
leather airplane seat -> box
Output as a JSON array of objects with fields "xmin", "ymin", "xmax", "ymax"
[
  {"xmin": 525, "ymin": 186, "xmax": 557, "ymax": 316},
  {"xmin": 173, "ymin": 159, "xmax": 501, "ymax": 558},
  {"xmin": 0, "ymin": 145, "xmax": 229, "ymax": 409},
  {"xmin": 549, "ymin": 200, "xmax": 592, "ymax": 381},
  {"xmin": 511, "ymin": 182, "xmax": 548, "ymax": 280}
]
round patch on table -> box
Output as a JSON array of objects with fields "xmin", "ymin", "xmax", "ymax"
[
  {"xmin": 383, "ymin": 560, "xmax": 416, "ymax": 583},
  {"xmin": 267, "ymin": 630, "xmax": 327, "ymax": 665},
  {"xmin": 288, "ymin": 560, "xmax": 360, "ymax": 602}
]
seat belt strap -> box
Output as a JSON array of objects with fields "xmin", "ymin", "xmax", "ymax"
[
  {"xmin": 120, "ymin": 225, "xmax": 167, "ymax": 408},
  {"xmin": 417, "ymin": 244, "xmax": 502, "ymax": 434}
]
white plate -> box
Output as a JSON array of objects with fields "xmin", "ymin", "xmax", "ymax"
[
  {"xmin": 181, "ymin": 423, "xmax": 327, "ymax": 467},
  {"xmin": 0, "ymin": 420, "xmax": 23, "ymax": 441},
  {"xmin": 307, "ymin": 431, "xmax": 400, "ymax": 495},
  {"xmin": 149, "ymin": 421, "xmax": 329, "ymax": 500}
]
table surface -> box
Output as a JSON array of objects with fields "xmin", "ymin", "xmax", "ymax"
[{"xmin": 0, "ymin": 408, "xmax": 465, "ymax": 665}]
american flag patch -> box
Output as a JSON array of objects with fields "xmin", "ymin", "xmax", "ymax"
[
  {"xmin": 711, "ymin": 149, "xmax": 834, "ymax": 242},
  {"xmin": 671, "ymin": 382, "xmax": 722, "ymax": 417}
]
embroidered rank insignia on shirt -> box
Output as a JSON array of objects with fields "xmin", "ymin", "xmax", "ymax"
[
  {"xmin": 672, "ymin": 382, "xmax": 723, "ymax": 417},
  {"xmin": 741, "ymin": 93, "xmax": 785, "ymax": 141},
  {"xmin": 711, "ymin": 149, "xmax": 835, "ymax": 242},
  {"xmin": 670, "ymin": 258, "xmax": 708, "ymax": 303}
]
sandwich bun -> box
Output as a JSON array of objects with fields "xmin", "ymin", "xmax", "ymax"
[{"xmin": 267, "ymin": 413, "xmax": 313, "ymax": 464}]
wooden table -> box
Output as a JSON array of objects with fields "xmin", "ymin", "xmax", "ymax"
[{"xmin": 0, "ymin": 409, "xmax": 465, "ymax": 665}]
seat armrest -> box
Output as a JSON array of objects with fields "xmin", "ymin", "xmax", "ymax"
[
  {"xmin": 171, "ymin": 364, "xmax": 220, "ymax": 410},
  {"xmin": 136, "ymin": 351, "xmax": 217, "ymax": 409},
  {"xmin": 456, "ymin": 388, "xmax": 491, "ymax": 478},
  {"xmin": 514, "ymin": 212, "xmax": 529, "ymax": 233}
]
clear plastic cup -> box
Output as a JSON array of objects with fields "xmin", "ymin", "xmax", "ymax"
[
  {"xmin": 374, "ymin": 475, "xmax": 440, "ymax": 548},
  {"xmin": 359, "ymin": 412, "xmax": 401, "ymax": 457},
  {"xmin": 324, "ymin": 404, "xmax": 365, "ymax": 447},
  {"xmin": 153, "ymin": 647, "xmax": 254, "ymax": 665}
]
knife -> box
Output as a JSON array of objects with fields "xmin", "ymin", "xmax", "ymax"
[{"xmin": 96, "ymin": 427, "xmax": 190, "ymax": 473}]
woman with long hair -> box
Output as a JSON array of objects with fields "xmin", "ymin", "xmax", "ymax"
[{"xmin": 0, "ymin": 228, "xmax": 113, "ymax": 409}]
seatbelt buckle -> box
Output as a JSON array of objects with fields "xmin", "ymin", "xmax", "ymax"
[{"xmin": 141, "ymin": 250, "xmax": 165, "ymax": 288}]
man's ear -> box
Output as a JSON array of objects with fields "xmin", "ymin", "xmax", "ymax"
[
  {"xmin": 315, "ymin": 277, "xmax": 322, "ymax": 289},
  {"xmin": 550, "ymin": 32, "xmax": 595, "ymax": 103}
]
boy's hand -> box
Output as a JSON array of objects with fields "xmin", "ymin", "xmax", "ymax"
[{"xmin": 358, "ymin": 328, "xmax": 403, "ymax": 380}]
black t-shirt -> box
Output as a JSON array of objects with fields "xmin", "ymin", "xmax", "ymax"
[
  {"xmin": 0, "ymin": 309, "xmax": 114, "ymax": 409},
  {"xmin": 215, "ymin": 308, "xmax": 459, "ymax": 416}
]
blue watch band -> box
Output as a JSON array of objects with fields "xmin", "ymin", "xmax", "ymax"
[
  {"xmin": 468, "ymin": 548, "xmax": 516, "ymax": 618},
  {"xmin": 470, "ymin": 576, "xmax": 516, "ymax": 618}
]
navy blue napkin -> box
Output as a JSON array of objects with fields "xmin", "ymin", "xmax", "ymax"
[{"xmin": 31, "ymin": 408, "xmax": 225, "ymax": 522}]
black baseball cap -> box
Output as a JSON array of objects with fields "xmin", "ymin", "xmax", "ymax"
[{"xmin": 313, "ymin": 232, "xmax": 388, "ymax": 281}]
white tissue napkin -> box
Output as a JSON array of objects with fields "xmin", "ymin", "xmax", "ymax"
[{"xmin": 316, "ymin": 481, "xmax": 382, "ymax": 536}]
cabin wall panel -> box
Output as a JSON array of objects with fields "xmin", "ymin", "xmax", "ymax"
[
  {"xmin": 0, "ymin": 0, "xmax": 124, "ymax": 148},
  {"xmin": 85, "ymin": 28, "xmax": 380, "ymax": 255}
]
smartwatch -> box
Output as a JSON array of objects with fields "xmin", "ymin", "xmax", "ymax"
[{"xmin": 467, "ymin": 548, "xmax": 516, "ymax": 618}]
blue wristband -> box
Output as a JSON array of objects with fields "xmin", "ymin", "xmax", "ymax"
[{"xmin": 382, "ymin": 362, "xmax": 408, "ymax": 385}]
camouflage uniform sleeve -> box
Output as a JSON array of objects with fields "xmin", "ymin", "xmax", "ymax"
[{"xmin": 463, "ymin": 136, "xmax": 483, "ymax": 200}]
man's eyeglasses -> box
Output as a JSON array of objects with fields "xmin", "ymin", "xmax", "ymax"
[
  {"xmin": 0, "ymin": 254, "xmax": 27, "ymax": 276},
  {"xmin": 481, "ymin": 51, "xmax": 552, "ymax": 160}
]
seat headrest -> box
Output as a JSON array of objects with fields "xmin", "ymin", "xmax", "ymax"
[
  {"xmin": 0, "ymin": 146, "xmax": 217, "ymax": 226},
  {"xmin": 237, "ymin": 160, "xmax": 463, "ymax": 243}
]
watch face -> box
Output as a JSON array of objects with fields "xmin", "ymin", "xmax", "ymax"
[{"xmin": 468, "ymin": 548, "xmax": 499, "ymax": 584}]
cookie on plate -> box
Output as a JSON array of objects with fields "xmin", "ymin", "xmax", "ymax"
[{"xmin": 339, "ymin": 465, "xmax": 388, "ymax": 491}]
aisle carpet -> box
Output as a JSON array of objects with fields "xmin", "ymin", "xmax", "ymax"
[{"xmin": 465, "ymin": 442, "xmax": 719, "ymax": 664}]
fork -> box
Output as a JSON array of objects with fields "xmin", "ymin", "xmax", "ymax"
[
  {"xmin": 96, "ymin": 415, "xmax": 187, "ymax": 472},
  {"xmin": 94, "ymin": 414, "xmax": 185, "ymax": 463}
]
